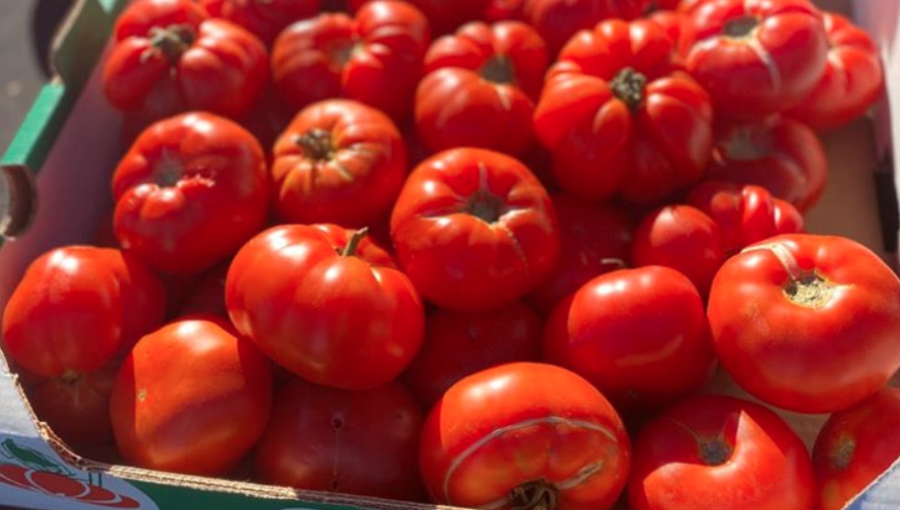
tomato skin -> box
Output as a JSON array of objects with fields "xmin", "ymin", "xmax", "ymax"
[
  {"xmin": 351, "ymin": 0, "xmax": 490, "ymax": 35},
  {"xmin": 226, "ymin": 224, "xmax": 424, "ymax": 390},
  {"xmin": 420, "ymin": 362, "xmax": 630, "ymax": 510},
  {"xmin": 628, "ymin": 395, "xmax": 815, "ymax": 510},
  {"xmin": 112, "ymin": 112, "xmax": 269, "ymax": 275},
  {"xmin": 200, "ymin": 0, "xmax": 321, "ymax": 46},
  {"xmin": 785, "ymin": 12, "xmax": 884, "ymax": 131},
  {"xmin": 255, "ymin": 378, "xmax": 424, "ymax": 499},
  {"xmin": 390, "ymin": 148, "xmax": 560, "ymax": 313},
  {"xmin": 2, "ymin": 247, "xmax": 166, "ymax": 378},
  {"xmin": 812, "ymin": 387, "xmax": 900, "ymax": 510},
  {"xmin": 544, "ymin": 266, "xmax": 715, "ymax": 413},
  {"xmin": 708, "ymin": 234, "xmax": 900, "ymax": 413},
  {"xmin": 272, "ymin": 1, "xmax": 431, "ymax": 122},
  {"xmin": 685, "ymin": 0, "xmax": 828, "ymax": 119},
  {"xmin": 485, "ymin": 0, "xmax": 526, "ymax": 22},
  {"xmin": 109, "ymin": 316, "xmax": 272, "ymax": 476},
  {"xmin": 103, "ymin": 0, "xmax": 268, "ymax": 120},
  {"xmin": 522, "ymin": 0, "xmax": 649, "ymax": 56}
]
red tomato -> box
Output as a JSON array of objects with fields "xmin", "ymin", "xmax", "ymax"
[
  {"xmin": 109, "ymin": 316, "xmax": 272, "ymax": 476},
  {"xmin": 112, "ymin": 112, "xmax": 269, "ymax": 275},
  {"xmin": 272, "ymin": 1, "xmax": 431, "ymax": 121},
  {"xmin": 2, "ymin": 247, "xmax": 166, "ymax": 378},
  {"xmin": 415, "ymin": 21, "xmax": 547, "ymax": 156},
  {"xmin": 272, "ymin": 99, "xmax": 407, "ymax": 227},
  {"xmin": 255, "ymin": 378, "xmax": 424, "ymax": 499},
  {"xmin": 706, "ymin": 115, "xmax": 827, "ymax": 212},
  {"xmin": 226, "ymin": 224, "xmax": 423, "ymax": 390},
  {"xmin": 420, "ymin": 362, "xmax": 631, "ymax": 510},
  {"xmin": 402, "ymin": 301, "xmax": 543, "ymax": 408},
  {"xmin": 628, "ymin": 395, "xmax": 815, "ymax": 510},
  {"xmin": 484, "ymin": 0, "xmax": 525, "ymax": 22},
  {"xmin": 544, "ymin": 266, "xmax": 715, "ymax": 413},
  {"xmin": 103, "ymin": 0, "xmax": 268, "ymax": 120},
  {"xmin": 646, "ymin": 9, "xmax": 693, "ymax": 62},
  {"xmin": 534, "ymin": 19, "xmax": 713, "ymax": 203},
  {"xmin": 390, "ymin": 148, "xmax": 560, "ymax": 313},
  {"xmin": 350, "ymin": 0, "xmax": 490, "ymax": 35},
  {"xmin": 785, "ymin": 12, "xmax": 884, "ymax": 131},
  {"xmin": 812, "ymin": 386, "xmax": 900, "ymax": 510},
  {"xmin": 687, "ymin": 181, "xmax": 803, "ymax": 254},
  {"xmin": 685, "ymin": 0, "xmax": 828, "ymax": 119},
  {"xmin": 522, "ymin": 0, "xmax": 649, "ymax": 56},
  {"xmin": 527, "ymin": 195, "xmax": 634, "ymax": 314},
  {"xmin": 200, "ymin": 0, "xmax": 321, "ymax": 46},
  {"xmin": 708, "ymin": 234, "xmax": 900, "ymax": 413}
]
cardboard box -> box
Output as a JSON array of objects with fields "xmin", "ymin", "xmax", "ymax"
[{"xmin": 0, "ymin": 0, "xmax": 898, "ymax": 508}]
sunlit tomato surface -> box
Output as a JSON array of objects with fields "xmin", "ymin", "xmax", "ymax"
[
  {"xmin": 226, "ymin": 224, "xmax": 423, "ymax": 390},
  {"xmin": 103, "ymin": 0, "xmax": 268, "ymax": 120},
  {"xmin": 420, "ymin": 362, "xmax": 631, "ymax": 510},
  {"xmin": 708, "ymin": 234, "xmax": 900, "ymax": 413},
  {"xmin": 628, "ymin": 395, "xmax": 815, "ymax": 510},
  {"xmin": 351, "ymin": 0, "xmax": 491, "ymax": 35},
  {"xmin": 390, "ymin": 148, "xmax": 560, "ymax": 313},
  {"xmin": 200, "ymin": 0, "xmax": 321, "ymax": 46},
  {"xmin": 2, "ymin": 247, "xmax": 166, "ymax": 378},
  {"xmin": 109, "ymin": 316, "xmax": 273, "ymax": 476},
  {"xmin": 522, "ymin": 0, "xmax": 649, "ymax": 56},
  {"xmin": 272, "ymin": 1, "xmax": 431, "ymax": 121},
  {"xmin": 534, "ymin": 19, "xmax": 713, "ymax": 203},
  {"xmin": 112, "ymin": 112, "xmax": 269, "ymax": 275},
  {"xmin": 256, "ymin": 378, "xmax": 424, "ymax": 500}
]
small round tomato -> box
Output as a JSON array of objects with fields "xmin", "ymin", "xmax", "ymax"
[
  {"xmin": 390, "ymin": 148, "xmax": 560, "ymax": 313},
  {"xmin": 628, "ymin": 395, "xmax": 815, "ymax": 510},
  {"xmin": 351, "ymin": 0, "xmax": 490, "ymax": 35},
  {"xmin": 103, "ymin": 0, "xmax": 268, "ymax": 120},
  {"xmin": 708, "ymin": 234, "xmax": 900, "ymax": 413},
  {"xmin": 200, "ymin": 0, "xmax": 321, "ymax": 46},
  {"xmin": 272, "ymin": 100, "xmax": 407, "ymax": 227},
  {"xmin": 420, "ymin": 362, "xmax": 631, "ymax": 510},
  {"xmin": 255, "ymin": 378, "xmax": 424, "ymax": 500},
  {"xmin": 109, "ymin": 316, "xmax": 273, "ymax": 476},
  {"xmin": 522, "ymin": 0, "xmax": 649, "ymax": 56}
]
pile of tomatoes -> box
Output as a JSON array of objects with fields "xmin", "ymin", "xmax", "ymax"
[{"xmin": 3, "ymin": 0, "xmax": 900, "ymax": 509}]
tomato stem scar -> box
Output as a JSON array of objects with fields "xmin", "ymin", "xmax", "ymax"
[
  {"xmin": 147, "ymin": 24, "xmax": 196, "ymax": 65},
  {"xmin": 610, "ymin": 67, "xmax": 647, "ymax": 113},
  {"xmin": 510, "ymin": 479, "xmax": 559, "ymax": 510},
  {"xmin": 480, "ymin": 55, "xmax": 516, "ymax": 85},
  {"xmin": 342, "ymin": 227, "xmax": 369, "ymax": 257},
  {"xmin": 741, "ymin": 241, "xmax": 835, "ymax": 308},
  {"xmin": 723, "ymin": 16, "xmax": 759, "ymax": 39},
  {"xmin": 295, "ymin": 129, "xmax": 335, "ymax": 161}
]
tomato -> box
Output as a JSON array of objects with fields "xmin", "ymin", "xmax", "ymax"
[
  {"xmin": 2, "ymin": 247, "xmax": 166, "ymax": 378},
  {"xmin": 272, "ymin": 99, "xmax": 407, "ymax": 227},
  {"xmin": 350, "ymin": 0, "xmax": 490, "ymax": 35},
  {"xmin": 420, "ymin": 362, "xmax": 631, "ymax": 510},
  {"xmin": 272, "ymin": 1, "xmax": 431, "ymax": 122},
  {"xmin": 226, "ymin": 224, "xmax": 423, "ymax": 390},
  {"xmin": 708, "ymin": 234, "xmax": 900, "ymax": 413},
  {"xmin": 544, "ymin": 266, "xmax": 715, "ymax": 414},
  {"xmin": 685, "ymin": 0, "xmax": 828, "ymax": 119},
  {"xmin": 785, "ymin": 12, "xmax": 884, "ymax": 131},
  {"xmin": 390, "ymin": 148, "xmax": 560, "ymax": 313},
  {"xmin": 200, "ymin": 0, "xmax": 321, "ymax": 46},
  {"xmin": 686, "ymin": 181, "xmax": 803, "ymax": 254},
  {"xmin": 706, "ymin": 115, "xmax": 827, "ymax": 212},
  {"xmin": 112, "ymin": 112, "xmax": 269, "ymax": 275},
  {"xmin": 522, "ymin": 0, "xmax": 649, "ymax": 56},
  {"xmin": 534, "ymin": 19, "xmax": 713, "ymax": 203},
  {"xmin": 628, "ymin": 395, "xmax": 815, "ymax": 510},
  {"xmin": 109, "ymin": 316, "xmax": 272, "ymax": 476},
  {"xmin": 255, "ymin": 378, "xmax": 424, "ymax": 499},
  {"xmin": 527, "ymin": 195, "xmax": 634, "ymax": 314},
  {"xmin": 812, "ymin": 386, "xmax": 900, "ymax": 510},
  {"xmin": 646, "ymin": 10, "xmax": 692, "ymax": 62},
  {"xmin": 402, "ymin": 301, "xmax": 543, "ymax": 408},
  {"xmin": 485, "ymin": 0, "xmax": 525, "ymax": 22},
  {"xmin": 415, "ymin": 21, "xmax": 547, "ymax": 156},
  {"xmin": 103, "ymin": 0, "xmax": 268, "ymax": 121}
]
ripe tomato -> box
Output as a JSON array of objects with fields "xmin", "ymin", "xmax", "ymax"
[
  {"xmin": 708, "ymin": 234, "xmax": 900, "ymax": 413},
  {"xmin": 272, "ymin": 1, "xmax": 431, "ymax": 121},
  {"xmin": 628, "ymin": 395, "xmax": 815, "ymax": 510},
  {"xmin": 103, "ymin": 0, "xmax": 268, "ymax": 120},
  {"xmin": 522, "ymin": 0, "xmax": 649, "ymax": 56},
  {"xmin": 226, "ymin": 224, "xmax": 423, "ymax": 390},
  {"xmin": 544, "ymin": 266, "xmax": 715, "ymax": 413},
  {"xmin": 2, "ymin": 247, "xmax": 166, "ymax": 378},
  {"xmin": 109, "ymin": 316, "xmax": 272, "ymax": 476},
  {"xmin": 785, "ymin": 12, "xmax": 884, "ymax": 131},
  {"xmin": 420, "ymin": 362, "xmax": 630, "ymax": 510},
  {"xmin": 272, "ymin": 99, "xmax": 407, "ymax": 227},
  {"xmin": 685, "ymin": 0, "xmax": 828, "ymax": 119},
  {"xmin": 402, "ymin": 301, "xmax": 543, "ymax": 408},
  {"xmin": 390, "ymin": 148, "xmax": 560, "ymax": 313},
  {"xmin": 812, "ymin": 386, "xmax": 900, "ymax": 510},
  {"xmin": 415, "ymin": 21, "xmax": 547, "ymax": 156},
  {"xmin": 646, "ymin": 9, "xmax": 693, "ymax": 62},
  {"xmin": 200, "ymin": 0, "xmax": 321, "ymax": 46},
  {"xmin": 350, "ymin": 0, "xmax": 490, "ymax": 35},
  {"xmin": 485, "ymin": 0, "xmax": 525, "ymax": 22},
  {"xmin": 112, "ymin": 112, "xmax": 269, "ymax": 275},
  {"xmin": 255, "ymin": 378, "xmax": 424, "ymax": 499},
  {"xmin": 534, "ymin": 19, "xmax": 713, "ymax": 203}
]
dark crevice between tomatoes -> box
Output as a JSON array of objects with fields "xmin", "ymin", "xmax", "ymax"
[
  {"xmin": 480, "ymin": 55, "xmax": 517, "ymax": 85},
  {"xmin": 830, "ymin": 437, "xmax": 856, "ymax": 470},
  {"xmin": 609, "ymin": 67, "xmax": 647, "ymax": 114},
  {"xmin": 784, "ymin": 271, "xmax": 835, "ymax": 309},
  {"xmin": 723, "ymin": 16, "xmax": 760, "ymax": 39},
  {"xmin": 698, "ymin": 438, "xmax": 733, "ymax": 466},
  {"xmin": 146, "ymin": 24, "xmax": 196, "ymax": 65},
  {"xmin": 295, "ymin": 129, "xmax": 336, "ymax": 161},
  {"xmin": 722, "ymin": 126, "xmax": 773, "ymax": 161},
  {"xmin": 510, "ymin": 479, "xmax": 559, "ymax": 510}
]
